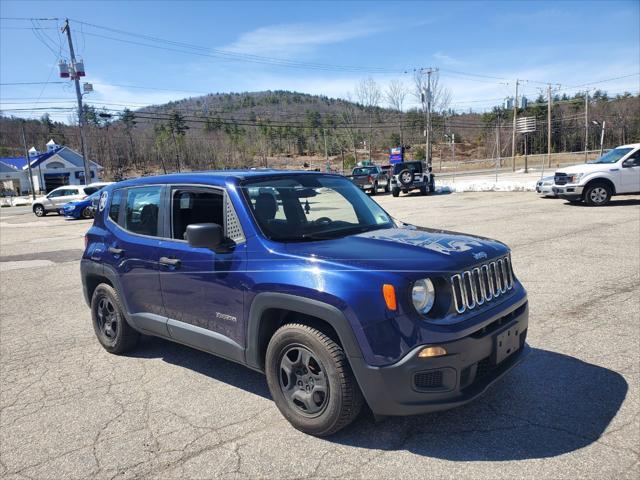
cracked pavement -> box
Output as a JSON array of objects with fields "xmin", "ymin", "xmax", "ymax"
[{"xmin": 1, "ymin": 192, "xmax": 638, "ymax": 479}]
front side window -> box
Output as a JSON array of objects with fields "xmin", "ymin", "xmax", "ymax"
[
  {"xmin": 241, "ymin": 175, "xmax": 393, "ymax": 242},
  {"xmin": 589, "ymin": 147, "xmax": 633, "ymax": 164},
  {"xmin": 124, "ymin": 186, "xmax": 161, "ymax": 236},
  {"xmin": 171, "ymin": 188, "xmax": 224, "ymax": 240}
]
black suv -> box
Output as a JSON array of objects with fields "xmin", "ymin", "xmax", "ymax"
[{"xmin": 390, "ymin": 161, "xmax": 435, "ymax": 197}]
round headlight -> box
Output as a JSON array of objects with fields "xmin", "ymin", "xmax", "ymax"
[{"xmin": 412, "ymin": 278, "xmax": 435, "ymax": 314}]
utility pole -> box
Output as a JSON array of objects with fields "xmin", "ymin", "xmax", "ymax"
[
  {"xmin": 584, "ymin": 90, "xmax": 589, "ymax": 162},
  {"xmin": 62, "ymin": 19, "xmax": 91, "ymax": 184},
  {"xmin": 547, "ymin": 84, "xmax": 552, "ymax": 169},
  {"xmin": 419, "ymin": 67, "xmax": 436, "ymax": 172},
  {"xmin": 20, "ymin": 121, "xmax": 36, "ymax": 200},
  {"xmin": 495, "ymin": 117, "xmax": 501, "ymax": 182},
  {"xmin": 511, "ymin": 79, "xmax": 519, "ymax": 172},
  {"xmin": 600, "ymin": 121, "xmax": 606, "ymax": 157}
]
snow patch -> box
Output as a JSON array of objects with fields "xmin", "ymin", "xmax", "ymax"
[{"xmin": 436, "ymin": 180, "xmax": 537, "ymax": 193}]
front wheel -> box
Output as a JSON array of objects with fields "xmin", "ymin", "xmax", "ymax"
[
  {"xmin": 33, "ymin": 204, "xmax": 46, "ymax": 217},
  {"xmin": 265, "ymin": 324, "xmax": 363, "ymax": 436},
  {"xmin": 584, "ymin": 183, "xmax": 612, "ymax": 206}
]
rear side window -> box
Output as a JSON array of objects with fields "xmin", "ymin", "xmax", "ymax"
[
  {"xmin": 124, "ymin": 186, "xmax": 162, "ymax": 236},
  {"xmin": 108, "ymin": 190, "xmax": 123, "ymax": 223},
  {"xmin": 84, "ymin": 187, "xmax": 98, "ymax": 195}
]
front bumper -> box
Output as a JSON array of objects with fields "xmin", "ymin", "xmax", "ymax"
[
  {"xmin": 552, "ymin": 185, "xmax": 583, "ymax": 200},
  {"xmin": 349, "ymin": 299, "xmax": 529, "ymax": 416}
]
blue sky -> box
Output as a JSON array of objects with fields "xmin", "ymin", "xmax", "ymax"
[{"xmin": 1, "ymin": 0, "xmax": 639, "ymax": 121}]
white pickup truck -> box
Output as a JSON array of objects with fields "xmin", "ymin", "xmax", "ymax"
[{"xmin": 553, "ymin": 143, "xmax": 640, "ymax": 206}]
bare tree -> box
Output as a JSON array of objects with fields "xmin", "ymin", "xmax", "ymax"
[
  {"xmin": 386, "ymin": 79, "xmax": 407, "ymax": 147},
  {"xmin": 412, "ymin": 70, "xmax": 451, "ymax": 113},
  {"xmin": 355, "ymin": 77, "xmax": 381, "ymax": 160}
]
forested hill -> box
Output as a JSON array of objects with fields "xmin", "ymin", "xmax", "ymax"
[{"xmin": 1, "ymin": 89, "xmax": 638, "ymax": 179}]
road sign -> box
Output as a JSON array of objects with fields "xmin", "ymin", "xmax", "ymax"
[
  {"xmin": 389, "ymin": 146, "xmax": 404, "ymax": 164},
  {"xmin": 516, "ymin": 116, "xmax": 536, "ymax": 133}
]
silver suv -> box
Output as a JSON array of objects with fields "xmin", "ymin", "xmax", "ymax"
[{"xmin": 32, "ymin": 183, "xmax": 107, "ymax": 217}]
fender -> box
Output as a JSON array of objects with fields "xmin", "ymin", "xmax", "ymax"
[
  {"xmin": 245, "ymin": 292, "xmax": 364, "ymax": 371},
  {"xmin": 80, "ymin": 259, "xmax": 168, "ymax": 337}
]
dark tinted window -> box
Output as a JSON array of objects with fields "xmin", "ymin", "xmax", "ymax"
[
  {"xmin": 124, "ymin": 186, "xmax": 161, "ymax": 236},
  {"xmin": 393, "ymin": 162, "xmax": 423, "ymax": 175},
  {"xmin": 352, "ymin": 167, "xmax": 376, "ymax": 175},
  {"xmin": 109, "ymin": 190, "xmax": 123, "ymax": 223},
  {"xmin": 172, "ymin": 189, "xmax": 224, "ymax": 240},
  {"xmin": 84, "ymin": 187, "xmax": 99, "ymax": 195}
]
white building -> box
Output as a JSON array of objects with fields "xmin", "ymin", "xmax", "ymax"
[{"xmin": 0, "ymin": 140, "xmax": 103, "ymax": 194}]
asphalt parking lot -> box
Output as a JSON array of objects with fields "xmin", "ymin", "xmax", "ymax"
[{"xmin": 1, "ymin": 191, "xmax": 639, "ymax": 479}]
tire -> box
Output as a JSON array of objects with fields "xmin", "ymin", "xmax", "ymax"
[
  {"xmin": 429, "ymin": 176, "xmax": 436, "ymax": 193},
  {"xmin": 370, "ymin": 182, "xmax": 378, "ymax": 195},
  {"xmin": 398, "ymin": 169, "xmax": 412, "ymax": 186},
  {"xmin": 384, "ymin": 181, "xmax": 390, "ymax": 193},
  {"xmin": 392, "ymin": 188, "xmax": 400, "ymax": 197},
  {"xmin": 584, "ymin": 182, "xmax": 612, "ymax": 206},
  {"xmin": 81, "ymin": 206, "xmax": 93, "ymax": 219},
  {"xmin": 33, "ymin": 204, "xmax": 46, "ymax": 217},
  {"xmin": 420, "ymin": 185, "xmax": 428, "ymax": 195},
  {"xmin": 91, "ymin": 283, "xmax": 139, "ymax": 354},
  {"xmin": 265, "ymin": 323, "xmax": 364, "ymax": 437}
]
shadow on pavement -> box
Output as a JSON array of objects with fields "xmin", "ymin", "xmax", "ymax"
[
  {"xmin": 332, "ymin": 347, "xmax": 628, "ymax": 460},
  {"xmin": 131, "ymin": 340, "xmax": 626, "ymax": 461},
  {"xmin": 564, "ymin": 198, "xmax": 640, "ymax": 207}
]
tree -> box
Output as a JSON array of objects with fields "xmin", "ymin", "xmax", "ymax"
[
  {"xmin": 385, "ymin": 79, "xmax": 407, "ymax": 147},
  {"xmin": 119, "ymin": 108, "xmax": 137, "ymax": 171},
  {"xmin": 355, "ymin": 77, "xmax": 381, "ymax": 160},
  {"xmin": 166, "ymin": 110, "xmax": 189, "ymax": 172}
]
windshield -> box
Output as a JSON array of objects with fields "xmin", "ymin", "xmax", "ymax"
[
  {"xmin": 393, "ymin": 162, "xmax": 422, "ymax": 174},
  {"xmin": 352, "ymin": 167, "xmax": 376, "ymax": 175},
  {"xmin": 588, "ymin": 147, "xmax": 633, "ymax": 164},
  {"xmin": 241, "ymin": 175, "xmax": 393, "ymax": 242}
]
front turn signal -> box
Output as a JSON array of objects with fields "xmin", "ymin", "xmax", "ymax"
[
  {"xmin": 418, "ymin": 346, "xmax": 447, "ymax": 358},
  {"xmin": 382, "ymin": 284, "xmax": 397, "ymax": 311}
]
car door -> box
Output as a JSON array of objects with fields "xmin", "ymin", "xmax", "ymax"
[
  {"xmin": 103, "ymin": 185, "xmax": 167, "ymax": 335},
  {"xmin": 157, "ymin": 185, "xmax": 247, "ymax": 361},
  {"xmin": 43, "ymin": 188, "xmax": 64, "ymax": 209},
  {"xmin": 619, "ymin": 150, "xmax": 640, "ymax": 193}
]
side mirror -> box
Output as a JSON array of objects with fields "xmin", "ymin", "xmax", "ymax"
[
  {"xmin": 622, "ymin": 158, "xmax": 639, "ymax": 168},
  {"xmin": 186, "ymin": 223, "xmax": 223, "ymax": 250}
]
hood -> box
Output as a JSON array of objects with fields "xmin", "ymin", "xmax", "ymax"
[
  {"xmin": 556, "ymin": 163, "xmax": 612, "ymax": 175},
  {"xmin": 284, "ymin": 225, "xmax": 509, "ymax": 276}
]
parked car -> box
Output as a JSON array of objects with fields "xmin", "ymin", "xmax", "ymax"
[
  {"xmin": 552, "ymin": 143, "xmax": 640, "ymax": 206},
  {"xmin": 61, "ymin": 189, "xmax": 103, "ymax": 219},
  {"xmin": 390, "ymin": 161, "xmax": 435, "ymax": 197},
  {"xmin": 345, "ymin": 165, "xmax": 390, "ymax": 195},
  {"xmin": 535, "ymin": 176, "xmax": 557, "ymax": 197},
  {"xmin": 82, "ymin": 171, "xmax": 529, "ymax": 436},
  {"xmin": 32, "ymin": 182, "xmax": 109, "ymax": 217}
]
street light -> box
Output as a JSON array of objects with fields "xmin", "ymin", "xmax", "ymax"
[{"xmin": 591, "ymin": 120, "xmax": 606, "ymax": 157}]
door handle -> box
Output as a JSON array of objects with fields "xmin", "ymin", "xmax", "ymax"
[
  {"xmin": 108, "ymin": 247, "xmax": 124, "ymax": 255},
  {"xmin": 159, "ymin": 256, "xmax": 181, "ymax": 267}
]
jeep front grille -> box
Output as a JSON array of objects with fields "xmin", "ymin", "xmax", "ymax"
[{"xmin": 451, "ymin": 256, "xmax": 514, "ymax": 314}]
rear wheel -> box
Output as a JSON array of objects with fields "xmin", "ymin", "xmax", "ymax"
[
  {"xmin": 584, "ymin": 182, "xmax": 612, "ymax": 206},
  {"xmin": 392, "ymin": 188, "xmax": 400, "ymax": 197},
  {"xmin": 91, "ymin": 283, "xmax": 139, "ymax": 354},
  {"xmin": 370, "ymin": 182, "xmax": 378, "ymax": 195},
  {"xmin": 265, "ymin": 323, "xmax": 363, "ymax": 436},
  {"xmin": 33, "ymin": 204, "xmax": 46, "ymax": 217},
  {"xmin": 420, "ymin": 185, "xmax": 428, "ymax": 195},
  {"xmin": 384, "ymin": 181, "xmax": 390, "ymax": 193}
]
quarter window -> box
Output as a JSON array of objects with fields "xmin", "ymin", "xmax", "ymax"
[
  {"xmin": 124, "ymin": 186, "xmax": 161, "ymax": 236},
  {"xmin": 109, "ymin": 190, "xmax": 123, "ymax": 223}
]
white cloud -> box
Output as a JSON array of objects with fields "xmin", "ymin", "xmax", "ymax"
[
  {"xmin": 433, "ymin": 51, "xmax": 463, "ymax": 66},
  {"xmin": 222, "ymin": 18, "xmax": 389, "ymax": 58}
]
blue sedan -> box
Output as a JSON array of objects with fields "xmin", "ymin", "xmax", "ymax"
[{"xmin": 60, "ymin": 191, "xmax": 101, "ymax": 219}]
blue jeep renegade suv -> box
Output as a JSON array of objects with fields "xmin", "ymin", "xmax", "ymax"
[{"xmin": 81, "ymin": 170, "xmax": 529, "ymax": 436}]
